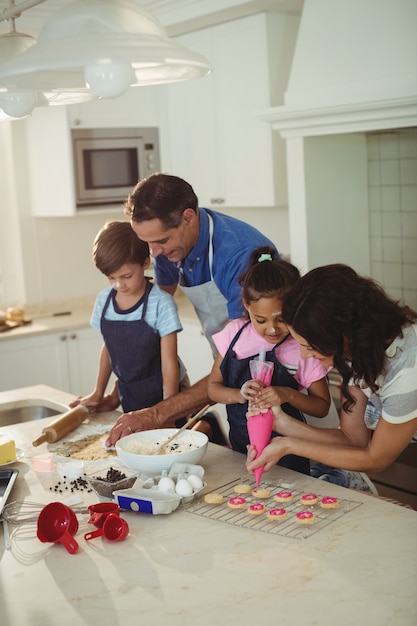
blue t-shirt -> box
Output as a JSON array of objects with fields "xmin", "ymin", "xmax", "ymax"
[
  {"xmin": 154, "ymin": 208, "xmax": 280, "ymax": 319},
  {"xmin": 91, "ymin": 283, "xmax": 182, "ymax": 337}
]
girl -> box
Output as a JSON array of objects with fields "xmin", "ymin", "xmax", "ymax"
[
  {"xmin": 246, "ymin": 264, "xmax": 417, "ymax": 478},
  {"xmin": 208, "ymin": 246, "xmax": 332, "ymax": 475}
]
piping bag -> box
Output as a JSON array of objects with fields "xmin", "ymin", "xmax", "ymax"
[
  {"xmin": 247, "ymin": 349, "xmax": 274, "ymax": 487},
  {"xmin": 247, "ymin": 409, "xmax": 274, "ymax": 488},
  {"xmin": 32, "ymin": 405, "xmax": 91, "ymax": 447}
]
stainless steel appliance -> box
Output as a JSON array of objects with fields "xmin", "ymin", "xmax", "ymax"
[{"xmin": 72, "ymin": 127, "xmax": 160, "ymax": 207}]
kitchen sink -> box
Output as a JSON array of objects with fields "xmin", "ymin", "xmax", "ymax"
[{"xmin": 0, "ymin": 399, "xmax": 67, "ymax": 427}]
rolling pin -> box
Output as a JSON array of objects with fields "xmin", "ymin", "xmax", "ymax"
[{"xmin": 32, "ymin": 405, "xmax": 91, "ymax": 447}]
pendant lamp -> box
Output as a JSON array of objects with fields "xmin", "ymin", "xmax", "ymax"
[
  {"xmin": 0, "ymin": 0, "xmax": 212, "ymax": 101},
  {"xmin": 0, "ymin": 27, "xmax": 97, "ymax": 120}
]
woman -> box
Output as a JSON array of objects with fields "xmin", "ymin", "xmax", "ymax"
[{"xmin": 246, "ymin": 264, "xmax": 417, "ymax": 477}]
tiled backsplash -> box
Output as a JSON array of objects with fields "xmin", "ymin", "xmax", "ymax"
[{"xmin": 368, "ymin": 129, "xmax": 417, "ymax": 310}]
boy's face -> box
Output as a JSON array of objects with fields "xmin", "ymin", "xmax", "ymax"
[{"xmin": 107, "ymin": 261, "xmax": 149, "ymax": 296}]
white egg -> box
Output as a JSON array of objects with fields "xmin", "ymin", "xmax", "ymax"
[
  {"xmin": 175, "ymin": 478, "xmax": 194, "ymax": 497},
  {"xmin": 158, "ymin": 476, "xmax": 176, "ymax": 493},
  {"xmin": 187, "ymin": 474, "xmax": 203, "ymax": 490}
]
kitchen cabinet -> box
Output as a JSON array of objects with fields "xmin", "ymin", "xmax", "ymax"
[
  {"xmin": 177, "ymin": 322, "xmax": 213, "ymax": 385},
  {"xmin": 162, "ymin": 13, "xmax": 280, "ymax": 208},
  {"xmin": 0, "ymin": 326, "xmax": 104, "ymax": 396}
]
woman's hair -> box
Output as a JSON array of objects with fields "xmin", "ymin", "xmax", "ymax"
[
  {"xmin": 282, "ymin": 264, "xmax": 417, "ymax": 411},
  {"xmin": 93, "ymin": 221, "xmax": 149, "ymax": 276},
  {"xmin": 239, "ymin": 246, "xmax": 300, "ymax": 309},
  {"xmin": 124, "ymin": 173, "xmax": 198, "ymax": 228}
]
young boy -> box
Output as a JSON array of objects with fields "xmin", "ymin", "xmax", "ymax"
[{"xmin": 76, "ymin": 220, "xmax": 186, "ymax": 413}]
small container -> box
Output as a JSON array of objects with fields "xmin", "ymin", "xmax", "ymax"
[
  {"xmin": 33, "ymin": 452, "xmax": 55, "ymax": 473},
  {"xmin": 85, "ymin": 466, "xmax": 138, "ymax": 499}
]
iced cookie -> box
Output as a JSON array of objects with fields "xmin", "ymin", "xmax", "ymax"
[
  {"xmin": 320, "ymin": 496, "xmax": 339, "ymax": 509},
  {"xmin": 300, "ymin": 493, "xmax": 318, "ymax": 505},
  {"xmin": 267, "ymin": 508, "xmax": 287, "ymax": 521},
  {"xmin": 295, "ymin": 510, "xmax": 316, "ymax": 524},
  {"xmin": 274, "ymin": 490, "xmax": 293, "ymax": 503},
  {"xmin": 228, "ymin": 497, "xmax": 247, "ymax": 509},
  {"xmin": 248, "ymin": 503, "xmax": 266, "ymax": 515}
]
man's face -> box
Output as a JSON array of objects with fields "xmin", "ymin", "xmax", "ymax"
[{"xmin": 130, "ymin": 209, "xmax": 198, "ymax": 263}]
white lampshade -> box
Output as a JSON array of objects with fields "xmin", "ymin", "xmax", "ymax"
[
  {"xmin": 0, "ymin": 0, "xmax": 212, "ymax": 101},
  {"xmin": 0, "ymin": 29, "xmax": 97, "ymax": 120}
]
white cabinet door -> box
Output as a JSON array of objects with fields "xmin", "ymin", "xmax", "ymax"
[
  {"xmin": 26, "ymin": 107, "xmax": 76, "ymax": 217},
  {"xmin": 65, "ymin": 326, "xmax": 105, "ymax": 397},
  {"xmin": 0, "ymin": 332, "xmax": 69, "ymax": 392},
  {"xmin": 163, "ymin": 13, "xmax": 276, "ymax": 207},
  {"xmin": 0, "ymin": 326, "xmax": 105, "ymax": 396},
  {"xmin": 177, "ymin": 323, "xmax": 214, "ymax": 385}
]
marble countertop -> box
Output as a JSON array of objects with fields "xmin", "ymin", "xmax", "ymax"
[{"xmin": 1, "ymin": 386, "xmax": 416, "ymax": 626}]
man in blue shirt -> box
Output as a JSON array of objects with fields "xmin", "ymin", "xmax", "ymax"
[
  {"xmin": 125, "ymin": 173, "xmax": 280, "ymax": 353},
  {"xmin": 105, "ymin": 173, "xmax": 281, "ymax": 446}
]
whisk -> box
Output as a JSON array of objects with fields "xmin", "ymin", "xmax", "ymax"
[{"xmin": 2, "ymin": 499, "xmax": 88, "ymax": 525}]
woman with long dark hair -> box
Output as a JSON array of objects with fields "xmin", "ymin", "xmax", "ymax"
[{"xmin": 246, "ymin": 264, "xmax": 417, "ymax": 477}]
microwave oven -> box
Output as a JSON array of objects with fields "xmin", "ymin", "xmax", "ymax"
[{"xmin": 71, "ymin": 127, "xmax": 160, "ymax": 208}]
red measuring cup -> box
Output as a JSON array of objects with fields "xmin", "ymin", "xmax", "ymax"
[
  {"xmin": 87, "ymin": 502, "xmax": 120, "ymax": 528},
  {"xmin": 37, "ymin": 502, "xmax": 79, "ymax": 554},
  {"xmin": 84, "ymin": 513, "xmax": 129, "ymax": 542}
]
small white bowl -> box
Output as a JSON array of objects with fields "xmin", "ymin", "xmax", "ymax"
[{"xmin": 115, "ymin": 429, "xmax": 208, "ymax": 475}]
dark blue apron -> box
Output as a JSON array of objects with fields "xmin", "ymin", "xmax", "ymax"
[
  {"xmin": 100, "ymin": 279, "xmax": 164, "ymax": 412},
  {"xmin": 220, "ymin": 321, "xmax": 310, "ymax": 474}
]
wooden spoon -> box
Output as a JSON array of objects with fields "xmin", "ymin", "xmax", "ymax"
[{"xmin": 156, "ymin": 405, "xmax": 211, "ymax": 455}]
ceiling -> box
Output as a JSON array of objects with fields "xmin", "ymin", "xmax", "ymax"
[{"xmin": 0, "ymin": 0, "xmax": 303, "ymax": 36}]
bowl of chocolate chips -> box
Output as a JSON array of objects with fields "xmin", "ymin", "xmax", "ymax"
[{"xmin": 85, "ymin": 465, "xmax": 138, "ymax": 499}]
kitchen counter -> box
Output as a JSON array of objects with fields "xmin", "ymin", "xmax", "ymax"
[
  {"xmin": 0, "ymin": 291, "xmax": 200, "ymax": 343},
  {"xmin": 1, "ymin": 386, "xmax": 416, "ymax": 626}
]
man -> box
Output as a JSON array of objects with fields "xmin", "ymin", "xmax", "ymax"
[
  {"xmin": 125, "ymin": 173, "xmax": 280, "ymax": 353},
  {"xmin": 105, "ymin": 173, "xmax": 280, "ymax": 445}
]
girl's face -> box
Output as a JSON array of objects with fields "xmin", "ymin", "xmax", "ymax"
[
  {"xmin": 288, "ymin": 327, "xmax": 334, "ymax": 367},
  {"xmin": 244, "ymin": 296, "xmax": 289, "ymax": 344},
  {"xmin": 107, "ymin": 262, "xmax": 148, "ymax": 297}
]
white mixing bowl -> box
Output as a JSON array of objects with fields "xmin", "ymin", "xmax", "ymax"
[{"xmin": 115, "ymin": 428, "xmax": 208, "ymax": 475}]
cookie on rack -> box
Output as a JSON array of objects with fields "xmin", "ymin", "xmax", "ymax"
[
  {"xmin": 248, "ymin": 503, "xmax": 266, "ymax": 515},
  {"xmin": 300, "ymin": 493, "xmax": 318, "ymax": 506},
  {"xmin": 274, "ymin": 490, "xmax": 293, "ymax": 503},
  {"xmin": 267, "ymin": 508, "xmax": 287, "ymax": 521},
  {"xmin": 228, "ymin": 497, "xmax": 247, "ymax": 509},
  {"xmin": 295, "ymin": 510, "xmax": 316, "ymax": 524},
  {"xmin": 252, "ymin": 487, "xmax": 271, "ymax": 499},
  {"xmin": 233, "ymin": 483, "xmax": 252, "ymax": 495},
  {"xmin": 320, "ymin": 496, "xmax": 339, "ymax": 509},
  {"xmin": 204, "ymin": 492, "xmax": 225, "ymax": 504}
]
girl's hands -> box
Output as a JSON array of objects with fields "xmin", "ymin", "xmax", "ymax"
[
  {"xmin": 253, "ymin": 385, "xmax": 289, "ymax": 410},
  {"xmin": 240, "ymin": 379, "xmax": 262, "ymax": 402}
]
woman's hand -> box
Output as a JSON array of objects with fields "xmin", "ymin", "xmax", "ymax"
[
  {"xmin": 246, "ymin": 437, "xmax": 290, "ymax": 475},
  {"xmin": 105, "ymin": 408, "xmax": 161, "ymax": 447}
]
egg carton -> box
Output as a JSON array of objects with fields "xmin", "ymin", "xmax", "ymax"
[{"xmin": 114, "ymin": 463, "xmax": 205, "ymax": 515}]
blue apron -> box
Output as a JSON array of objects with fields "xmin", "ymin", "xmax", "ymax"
[
  {"xmin": 100, "ymin": 280, "xmax": 164, "ymax": 412},
  {"xmin": 220, "ymin": 321, "xmax": 310, "ymax": 474}
]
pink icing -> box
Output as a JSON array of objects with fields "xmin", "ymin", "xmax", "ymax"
[
  {"xmin": 249, "ymin": 503, "xmax": 265, "ymax": 512},
  {"xmin": 275, "ymin": 491, "xmax": 292, "ymax": 499},
  {"xmin": 300, "ymin": 493, "xmax": 318, "ymax": 503},
  {"xmin": 268, "ymin": 508, "xmax": 286, "ymax": 517},
  {"xmin": 321, "ymin": 496, "xmax": 338, "ymax": 506},
  {"xmin": 228, "ymin": 497, "xmax": 247, "ymax": 506},
  {"xmin": 296, "ymin": 510, "xmax": 315, "ymax": 521}
]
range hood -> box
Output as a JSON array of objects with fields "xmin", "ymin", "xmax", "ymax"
[{"xmin": 257, "ymin": 0, "xmax": 417, "ymax": 273}]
